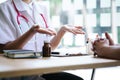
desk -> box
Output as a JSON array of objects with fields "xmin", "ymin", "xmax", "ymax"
[{"xmin": 0, "ymin": 55, "xmax": 120, "ymax": 78}]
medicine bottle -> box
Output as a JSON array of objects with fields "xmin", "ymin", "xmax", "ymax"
[{"xmin": 42, "ymin": 41, "xmax": 51, "ymax": 57}]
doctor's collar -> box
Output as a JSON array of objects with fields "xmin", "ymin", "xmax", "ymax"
[
  {"xmin": 13, "ymin": 0, "xmax": 34, "ymax": 11},
  {"xmin": 22, "ymin": 0, "xmax": 34, "ymax": 10},
  {"xmin": 33, "ymin": 2, "xmax": 46, "ymax": 15},
  {"xmin": 22, "ymin": 0, "xmax": 33, "ymax": 4},
  {"xmin": 13, "ymin": 0, "xmax": 46, "ymax": 16}
]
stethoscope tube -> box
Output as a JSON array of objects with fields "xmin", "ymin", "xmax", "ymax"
[
  {"xmin": 12, "ymin": 0, "xmax": 48, "ymax": 28},
  {"xmin": 12, "ymin": 0, "xmax": 28, "ymax": 25}
]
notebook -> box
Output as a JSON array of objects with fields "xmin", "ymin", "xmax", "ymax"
[{"xmin": 3, "ymin": 50, "xmax": 41, "ymax": 58}]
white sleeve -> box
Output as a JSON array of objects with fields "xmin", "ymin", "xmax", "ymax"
[{"xmin": 0, "ymin": 3, "xmax": 17, "ymax": 44}]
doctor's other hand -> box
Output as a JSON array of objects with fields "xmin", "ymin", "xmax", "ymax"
[
  {"xmin": 30, "ymin": 25, "xmax": 56, "ymax": 36},
  {"xmin": 62, "ymin": 25, "xmax": 85, "ymax": 35}
]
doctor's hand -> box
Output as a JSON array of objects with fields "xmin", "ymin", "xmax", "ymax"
[
  {"xmin": 62, "ymin": 25, "xmax": 85, "ymax": 35},
  {"xmin": 30, "ymin": 25, "xmax": 56, "ymax": 36}
]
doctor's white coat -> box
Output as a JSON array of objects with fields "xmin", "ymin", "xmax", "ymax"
[{"xmin": 0, "ymin": 0, "xmax": 51, "ymax": 52}]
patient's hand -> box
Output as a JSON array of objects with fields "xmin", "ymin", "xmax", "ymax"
[
  {"xmin": 105, "ymin": 32, "xmax": 114, "ymax": 45},
  {"xmin": 93, "ymin": 38, "xmax": 110, "ymax": 57}
]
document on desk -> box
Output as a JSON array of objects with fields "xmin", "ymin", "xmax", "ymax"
[
  {"xmin": 51, "ymin": 52, "xmax": 89, "ymax": 57},
  {"xmin": 51, "ymin": 47, "xmax": 89, "ymax": 57}
]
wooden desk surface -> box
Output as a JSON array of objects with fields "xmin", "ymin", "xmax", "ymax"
[{"xmin": 0, "ymin": 55, "xmax": 120, "ymax": 78}]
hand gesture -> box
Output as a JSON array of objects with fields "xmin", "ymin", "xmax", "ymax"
[
  {"xmin": 31, "ymin": 25, "xmax": 56, "ymax": 36},
  {"xmin": 105, "ymin": 32, "xmax": 114, "ymax": 45},
  {"xmin": 62, "ymin": 25, "xmax": 85, "ymax": 35}
]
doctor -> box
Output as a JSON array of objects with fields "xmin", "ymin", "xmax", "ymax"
[
  {"xmin": 0, "ymin": 0, "xmax": 84, "ymax": 52},
  {"xmin": 0, "ymin": 0, "xmax": 84, "ymax": 80}
]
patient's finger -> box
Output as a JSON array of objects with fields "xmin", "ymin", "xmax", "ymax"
[{"xmin": 105, "ymin": 32, "xmax": 114, "ymax": 45}]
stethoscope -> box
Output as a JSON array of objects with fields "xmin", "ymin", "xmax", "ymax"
[
  {"xmin": 12, "ymin": 0, "xmax": 49, "ymax": 51},
  {"xmin": 12, "ymin": 0, "xmax": 48, "ymax": 28}
]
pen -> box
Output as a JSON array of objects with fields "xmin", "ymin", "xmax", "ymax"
[{"xmin": 82, "ymin": 27, "xmax": 89, "ymax": 44}]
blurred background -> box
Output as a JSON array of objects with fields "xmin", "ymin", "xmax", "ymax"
[
  {"xmin": 0, "ymin": 0, "xmax": 120, "ymax": 80},
  {"xmin": 1, "ymin": 0, "xmax": 120, "ymax": 48},
  {"xmin": 38, "ymin": 0, "xmax": 120, "ymax": 48}
]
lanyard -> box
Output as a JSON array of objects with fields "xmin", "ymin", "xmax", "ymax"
[{"xmin": 12, "ymin": 0, "xmax": 48, "ymax": 28}]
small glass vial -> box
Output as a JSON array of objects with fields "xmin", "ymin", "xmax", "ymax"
[
  {"xmin": 86, "ymin": 39, "xmax": 94, "ymax": 55},
  {"xmin": 42, "ymin": 41, "xmax": 51, "ymax": 57}
]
